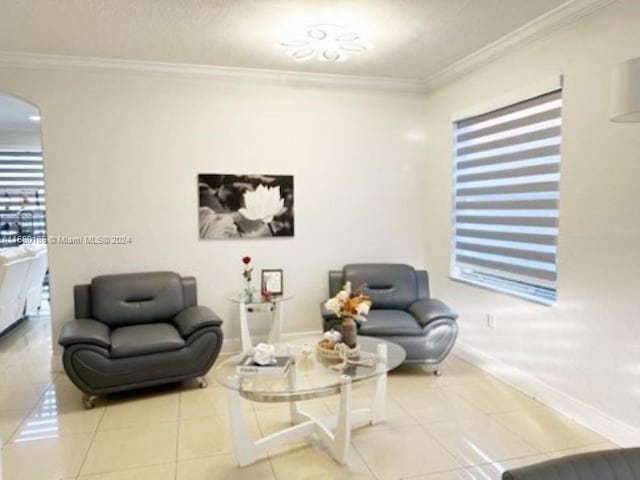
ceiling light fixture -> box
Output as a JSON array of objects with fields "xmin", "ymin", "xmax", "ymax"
[{"xmin": 279, "ymin": 24, "xmax": 371, "ymax": 62}]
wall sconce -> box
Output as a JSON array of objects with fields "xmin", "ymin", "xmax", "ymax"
[{"xmin": 611, "ymin": 57, "xmax": 640, "ymax": 122}]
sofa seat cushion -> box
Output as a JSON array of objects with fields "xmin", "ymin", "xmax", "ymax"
[
  {"xmin": 358, "ymin": 310, "xmax": 422, "ymax": 336},
  {"xmin": 110, "ymin": 323, "xmax": 185, "ymax": 358}
]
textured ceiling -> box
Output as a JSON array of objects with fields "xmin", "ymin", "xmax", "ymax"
[{"xmin": 0, "ymin": 0, "xmax": 569, "ymax": 80}]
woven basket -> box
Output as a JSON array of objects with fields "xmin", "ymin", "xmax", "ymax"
[{"xmin": 316, "ymin": 341, "xmax": 360, "ymax": 361}]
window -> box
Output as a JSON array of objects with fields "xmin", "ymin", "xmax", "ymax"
[{"xmin": 451, "ymin": 88, "xmax": 562, "ymax": 304}]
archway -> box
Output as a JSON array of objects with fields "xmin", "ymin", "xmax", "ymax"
[{"xmin": 0, "ymin": 92, "xmax": 49, "ymax": 336}]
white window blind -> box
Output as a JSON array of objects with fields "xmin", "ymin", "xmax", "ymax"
[
  {"xmin": 0, "ymin": 149, "xmax": 48, "ymax": 298},
  {"xmin": 451, "ymin": 89, "xmax": 562, "ymax": 304},
  {"xmin": 0, "ymin": 150, "xmax": 46, "ymax": 243}
]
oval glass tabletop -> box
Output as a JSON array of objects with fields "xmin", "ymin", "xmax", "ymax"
[{"xmin": 213, "ymin": 335, "xmax": 406, "ymax": 402}]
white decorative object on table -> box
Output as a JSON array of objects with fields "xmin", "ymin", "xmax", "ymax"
[
  {"xmin": 323, "ymin": 329, "xmax": 342, "ymax": 344},
  {"xmin": 252, "ymin": 343, "xmax": 276, "ymax": 365},
  {"xmin": 299, "ymin": 344, "xmax": 314, "ymax": 371},
  {"xmin": 300, "ymin": 344, "xmax": 314, "ymax": 357},
  {"xmin": 317, "ymin": 327, "xmax": 359, "ymax": 362}
]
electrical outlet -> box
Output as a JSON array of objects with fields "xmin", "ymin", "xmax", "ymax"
[{"xmin": 487, "ymin": 313, "xmax": 497, "ymax": 328}]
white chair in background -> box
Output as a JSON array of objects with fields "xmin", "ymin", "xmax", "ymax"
[
  {"xmin": 22, "ymin": 244, "xmax": 48, "ymax": 315},
  {"xmin": 0, "ymin": 247, "xmax": 32, "ymax": 334}
]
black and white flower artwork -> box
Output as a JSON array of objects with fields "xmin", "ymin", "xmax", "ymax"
[{"xmin": 198, "ymin": 174, "xmax": 294, "ymax": 239}]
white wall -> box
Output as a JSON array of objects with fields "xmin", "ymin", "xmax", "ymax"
[
  {"xmin": 422, "ymin": 0, "xmax": 640, "ymax": 439},
  {"xmin": 0, "ymin": 68, "xmax": 426, "ymax": 357}
]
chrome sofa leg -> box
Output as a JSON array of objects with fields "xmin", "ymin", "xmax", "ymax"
[
  {"xmin": 196, "ymin": 377, "xmax": 208, "ymax": 388},
  {"xmin": 83, "ymin": 394, "xmax": 98, "ymax": 409}
]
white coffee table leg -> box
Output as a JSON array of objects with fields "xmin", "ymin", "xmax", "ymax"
[
  {"xmin": 334, "ymin": 374, "xmax": 353, "ymax": 464},
  {"xmin": 370, "ymin": 343, "xmax": 388, "ymax": 424},
  {"xmin": 268, "ymin": 301, "xmax": 283, "ymax": 344},
  {"xmin": 287, "ymin": 359, "xmax": 300, "ymax": 424},
  {"xmin": 228, "ymin": 376, "xmax": 256, "ymax": 467},
  {"xmin": 239, "ymin": 302, "xmax": 252, "ymax": 352}
]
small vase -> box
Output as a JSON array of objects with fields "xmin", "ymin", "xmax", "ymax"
[{"xmin": 341, "ymin": 316, "xmax": 358, "ymax": 349}]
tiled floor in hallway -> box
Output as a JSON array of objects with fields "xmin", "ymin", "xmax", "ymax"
[{"xmin": 0, "ymin": 315, "xmax": 617, "ymax": 479}]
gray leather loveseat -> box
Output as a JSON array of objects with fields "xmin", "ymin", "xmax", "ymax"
[
  {"xmin": 322, "ymin": 264, "xmax": 458, "ymax": 371},
  {"xmin": 503, "ymin": 448, "xmax": 640, "ymax": 479},
  {"xmin": 58, "ymin": 271, "xmax": 223, "ymax": 407}
]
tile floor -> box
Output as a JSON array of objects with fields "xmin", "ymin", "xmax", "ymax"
[{"xmin": 0, "ymin": 315, "xmax": 618, "ymax": 480}]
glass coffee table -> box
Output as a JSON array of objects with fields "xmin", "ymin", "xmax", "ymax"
[{"xmin": 214, "ymin": 335, "xmax": 405, "ymax": 466}]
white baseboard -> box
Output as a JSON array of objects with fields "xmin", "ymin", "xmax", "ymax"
[
  {"xmin": 453, "ymin": 341, "xmax": 640, "ymax": 447},
  {"xmin": 221, "ymin": 330, "xmax": 323, "ymax": 354}
]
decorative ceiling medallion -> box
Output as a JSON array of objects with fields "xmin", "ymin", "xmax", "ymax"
[{"xmin": 279, "ymin": 24, "xmax": 371, "ymax": 62}]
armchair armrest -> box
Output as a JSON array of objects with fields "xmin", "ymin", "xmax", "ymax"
[
  {"xmin": 173, "ymin": 306, "xmax": 223, "ymax": 337},
  {"xmin": 58, "ymin": 318, "xmax": 111, "ymax": 348},
  {"xmin": 408, "ymin": 298, "xmax": 458, "ymax": 327},
  {"xmin": 320, "ymin": 301, "xmax": 343, "ymax": 332}
]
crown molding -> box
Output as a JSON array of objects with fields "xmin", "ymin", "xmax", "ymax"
[
  {"xmin": 0, "ymin": 0, "xmax": 616, "ymax": 95},
  {"xmin": 423, "ymin": 0, "xmax": 618, "ymax": 92},
  {"xmin": 0, "ymin": 51, "xmax": 426, "ymax": 94}
]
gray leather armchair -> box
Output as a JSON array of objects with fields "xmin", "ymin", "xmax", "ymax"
[
  {"xmin": 503, "ymin": 448, "xmax": 640, "ymax": 479},
  {"xmin": 322, "ymin": 264, "xmax": 458, "ymax": 371},
  {"xmin": 58, "ymin": 271, "xmax": 223, "ymax": 407}
]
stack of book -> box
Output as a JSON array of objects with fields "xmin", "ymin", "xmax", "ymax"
[{"xmin": 236, "ymin": 355, "xmax": 292, "ymax": 376}]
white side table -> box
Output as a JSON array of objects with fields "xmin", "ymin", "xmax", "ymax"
[{"xmin": 227, "ymin": 295, "xmax": 293, "ymax": 352}]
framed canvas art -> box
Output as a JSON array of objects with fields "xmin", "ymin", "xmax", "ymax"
[{"xmin": 198, "ymin": 174, "xmax": 294, "ymax": 239}]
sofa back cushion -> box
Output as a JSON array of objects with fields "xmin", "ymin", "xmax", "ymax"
[
  {"xmin": 91, "ymin": 271, "xmax": 184, "ymax": 327},
  {"xmin": 343, "ymin": 264, "xmax": 418, "ymax": 310}
]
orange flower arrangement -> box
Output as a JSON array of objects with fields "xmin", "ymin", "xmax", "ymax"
[{"xmin": 324, "ymin": 282, "xmax": 372, "ymax": 321}]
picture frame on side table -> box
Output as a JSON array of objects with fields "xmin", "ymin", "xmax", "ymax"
[{"xmin": 261, "ymin": 269, "xmax": 283, "ymax": 296}]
